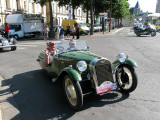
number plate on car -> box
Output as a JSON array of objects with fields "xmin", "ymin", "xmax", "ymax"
[{"xmin": 96, "ymin": 81, "xmax": 117, "ymax": 94}]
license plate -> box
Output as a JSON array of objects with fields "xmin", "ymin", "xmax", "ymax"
[
  {"xmin": 96, "ymin": 81, "xmax": 117, "ymax": 94},
  {"xmin": 3, "ymin": 47, "xmax": 11, "ymax": 51}
]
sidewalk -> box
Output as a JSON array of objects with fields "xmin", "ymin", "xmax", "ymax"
[
  {"xmin": 0, "ymin": 75, "xmax": 22, "ymax": 120},
  {"xmin": 31, "ymin": 27, "xmax": 124, "ymax": 40}
]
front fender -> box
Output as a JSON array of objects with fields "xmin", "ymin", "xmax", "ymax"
[
  {"xmin": 61, "ymin": 67, "xmax": 82, "ymax": 82},
  {"xmin": 112, "ymin": 58, "xmax": 138, "ymax": 69}
]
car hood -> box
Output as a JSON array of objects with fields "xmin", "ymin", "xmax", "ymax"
[{"xmin": 59, "ymin": 51, "xmax": 99, "ymax": 62}]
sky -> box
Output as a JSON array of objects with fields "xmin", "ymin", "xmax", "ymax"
[{"xmin": 128, "ymin": 0, "xmax": 157, "ymax": 13}]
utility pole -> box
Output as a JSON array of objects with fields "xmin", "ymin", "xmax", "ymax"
[
  {"xmin": 109, "ymin": 0, "xmax": 112, "ymax": 32},
  {"xmin": 90, "ymin": 0, "xmax": 94, "ymax": 35}
]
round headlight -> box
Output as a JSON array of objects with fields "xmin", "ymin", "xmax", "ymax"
[
  {"xmin": 77, "ymin": 61, "xmax": 87, "ymax": 72},
  {"xmin": 117, "ymin": 53, "xmax": 127, "ymax": 63}
]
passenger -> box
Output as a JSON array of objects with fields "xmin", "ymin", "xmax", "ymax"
[
  {"xmin": 44, "ymin": 41, "xmax": 56, "ymax": 66},
  {"xmin": 68, "ymin": 40, "xmax": 76, "ymax": 50}
]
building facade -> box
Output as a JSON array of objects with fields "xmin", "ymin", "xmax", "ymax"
[
  {"xmin": 0, "ymin": 0, "xmax": 46, "ymax": 26},
  {"xmin": 156, "ymin": 0, "xmax": 160, "ymax": 13},
  {"xmin": 0, "ymin": 0, "xmax": 86, "ymax": 27}
]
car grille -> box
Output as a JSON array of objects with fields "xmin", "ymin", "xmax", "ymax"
[{"xmin": 95, "ymin": 63, "xmax": 113, "ymax": 86}]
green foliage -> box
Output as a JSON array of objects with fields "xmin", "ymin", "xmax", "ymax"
[
  {"xmin": 33, "ymin": 0, "xmax": 50, "ymax": 6},
  {"xmin": 55, "ymin": 0, "xmax": 83, "ymax": 8},
  {"xmin": 94, "ymin": 0, "xmax": 110, "ymax": 16},
  {"xmin": 153, "ymin": 19, "xmax": 157, "ymax": 24},
  {"xmin": 112, "ymin": 0, "xmax": 130, "ymax": 19},
  {"xmin": 81, "ymin": 0, "xmax": 110, "ymax": 16}
]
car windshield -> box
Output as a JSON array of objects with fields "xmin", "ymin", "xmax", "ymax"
[
  {"xmin": 78, "ymin": 23, "xmax": 86, "ymax": 27},
  {"xmin": 55, "ymin": 40, "xmax": 89, "ymax": 54}
]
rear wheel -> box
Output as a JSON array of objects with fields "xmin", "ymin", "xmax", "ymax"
[
  {"xmin": 151, "ymin": 31, "xmax": 156, "ymax": 36},
  {"xmin": 14, "ymin": 35, "xmax": 19, "ymax": 40},
  {"xmin": 63, "ymin": 75, "xmax": 83, "ymax": 109},
  {"xmin": 116, "ymin": 65, "xmax": 138, "ymax": 93},
  {"xmin": 11, "ymin": 46, "xmax": 16, "ymax": 51},
  {"xmin": 136, "ymin": 33, "xmax": 140, "ymax": 36}
]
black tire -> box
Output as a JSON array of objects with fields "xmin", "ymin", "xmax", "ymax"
[
  {"xmin": 115, "ymin": 65, "xmax": 138, "ymax": 93},
  {"xmin": 14, "ymin": 35, "xmax": 19, "ymax": 40},
  {"xmin": 136, "ymin": 33, "xmax": 140, "ymax": 36},
  {"xmin": 11, "ymin": 46, "xmax": 17, "ymax": 51},
  {"xmin": 63, "ymin": 75, "xmax": 83, "ymax": 109},
  {"xmin": 151, "ymin": 32, "xmax": 156, "ymax": 36}
]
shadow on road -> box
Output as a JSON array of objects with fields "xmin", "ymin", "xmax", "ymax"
[
  {"xmin": 125, "ymin": 35, "xmax": 151, "ymax": 37},
  {"xmin": 4, "ymin": 69, "xmax": 129, "ymax": 120}
]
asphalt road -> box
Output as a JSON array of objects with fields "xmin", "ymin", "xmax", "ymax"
[{"xmin": 0, "ymin": 27, "xmax": 160, "ymax": 120}]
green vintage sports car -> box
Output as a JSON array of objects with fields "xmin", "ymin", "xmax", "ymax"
[{"xmin": 37, "ymin": 40, "xmax": 138, "ymax": 109}]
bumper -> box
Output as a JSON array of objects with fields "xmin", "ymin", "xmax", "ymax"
[
  {"xmin": 0, "ymin": 44, "xmax": 17, "ymax": 48},
  {"xmin": 80, "ymin": 30, "xmax": 90, "ymax": 35}
]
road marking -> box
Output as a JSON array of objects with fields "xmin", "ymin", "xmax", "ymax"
[{"xmin": 111, "ymin": 28, "xmax": 124, "ymax": 35}]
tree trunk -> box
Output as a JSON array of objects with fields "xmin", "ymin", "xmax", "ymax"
[
  {"xmin": 72, "ymin": 7, "xmax": 75, "ymax": 19},
  {"xmin": 90, "ymin": 0, "xmax": 94, "ymax": 35},
  {"xmin": 86, "ymin": 10, "xmax": 88, "ymax": 23},
  {"xmin": 49, "ymin": 0, "xmax": 54, "ymax": 38}
]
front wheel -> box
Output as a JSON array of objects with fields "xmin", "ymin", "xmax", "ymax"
[
  {"xmin": 115, "ymin": 65, "xmax": 138, "ymax": 93},
  {"xmin": 14, "ymin": 35, "xmax": 19, "ymax": 40},
  {"xmin": 63, "ymin": 75, "xmax": 83, "ymax": 109}
]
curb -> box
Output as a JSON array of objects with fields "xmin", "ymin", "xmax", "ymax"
[{"xmin": 0, "ymin": 75, "xmax": 22, "ymax": 120}]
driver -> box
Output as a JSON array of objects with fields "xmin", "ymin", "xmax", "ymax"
[
  {"xmin": 44, "ymin": 41, "xmax": 56, "ymax": 66},
  {"xmin": 68, "ymin": 40, "xmax": 76, "ymax": 50}
]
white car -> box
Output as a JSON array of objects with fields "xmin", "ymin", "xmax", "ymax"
[{"xmin": 0, "ymin": 36, "xmax": 17, "ymax": 51}]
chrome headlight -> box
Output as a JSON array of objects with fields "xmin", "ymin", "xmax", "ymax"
[
  {"xmin": 77, "ymin": 61, "xmax": 87, "ymax": 72},
  {"xmin": 117, "ymin": 53, "xmax": 127, "ymax": 63}
]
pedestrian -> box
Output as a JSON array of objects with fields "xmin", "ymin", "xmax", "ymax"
[
  {"xmin": 44, "ymin": 25, "xmax": 49, "ymax": 40},
  {"xmin": 54, "ymin": 25, "xmax": 60, "ymax": 40},
  {"xmin": 60, "ymin": 26, "xmax": 65, "ymax": 40},
  {"xmin": 66, "ymin": 24, "xmax": 71, "ymax": 39},
  {"xmin": 76, "ymin": 24, "xmax": 80, "ymax": 39},
  {"xmin": 71, "ymin": 25, "xmax": 75, "ymax": 39},
  {"xmin": 4, "ymin": 23, "xmax": 9, "ymax": 39}
]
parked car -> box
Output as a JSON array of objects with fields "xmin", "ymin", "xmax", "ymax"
[
  {"xmin": 37, "ymin": 40, "xmax": 138, "ymax": 109},
  {"xmin": 94, "ymin": 24, "xmax": 102, "ymax": 32},
  {"xmin": 0, "ymin": 36, "xmax": 17, "ymax": 51}
]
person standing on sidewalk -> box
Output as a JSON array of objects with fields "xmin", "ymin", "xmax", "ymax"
[
  {"xmin": 44, "ymin": 25, "xmax": 49, "ymax": 40},
  {"xmin": 4, "ymin": 23, "xmax": 9, "ymax": 39},
  {"xmin": 76, "ymin": 25, "xmax": 80, "ymax": 39},
  {"xmin": 66, "ymin": 24, "xmax": 71, "ymax": 39},
  {"xmin": 71, "ymin": 25, "xmax": 75, "ymax": 39},
  {"xmin": 60, "ymin": 26, "xmax": 65, "ymax": 40},
  {"xmin": 54, "ymin": 25, "xmax": 60, "ymax": 40}
]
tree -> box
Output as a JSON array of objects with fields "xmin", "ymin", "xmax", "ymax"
[
  {"xmin": 112, "ymin": 0, "xmax": 130, "ymax": 27},
  {"xmin": 55, "ymin": 0, "xmax": 83, "ymax": 19},
  {"xmin": 34, "ymin": 0, "xmax": 54, "ymax": 38}
]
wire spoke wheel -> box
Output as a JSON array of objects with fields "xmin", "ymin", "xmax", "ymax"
[
  {"xmin": 63, "ymin": 75, "xmax": 83, "ymax": 109},
  {"xmin": 116, "ymin": 65, "xmax": 138, "ymax": 93}
]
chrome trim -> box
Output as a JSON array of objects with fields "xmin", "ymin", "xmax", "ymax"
[{"xmin": 89, "ymin": 57, "xmax": 110, "ymax": 88}]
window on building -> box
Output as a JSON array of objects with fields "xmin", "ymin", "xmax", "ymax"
[
  {"xmin": 16, "ymin": 0, "xmax": 21, "ymax": 10},
  {"xmin": 6, "ymin": 0, "xmax": 11, "ymax": 9},
  {"xmin": 24, "ymin": 1, "xmax": 27, "ymax": 12},
  {"xmin": 42, "ymin": 6, "xmax": 44, "ymax": 14},
  {"xmin": 79, "ymin": 9, "xmax": 80, "ymax": 16},
  {"xmin": 32, "ymin": 3, "xmax": 35, "ymax": 13}
]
